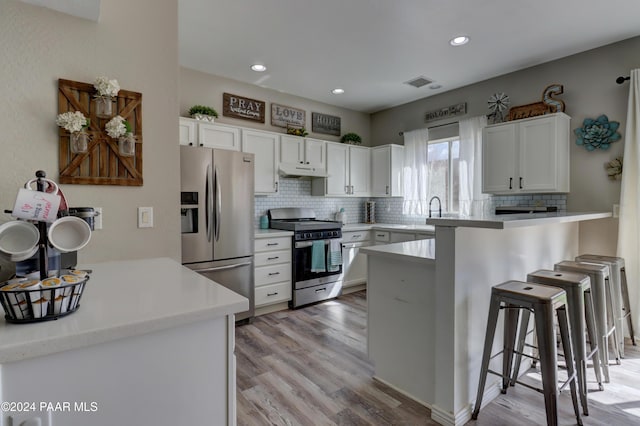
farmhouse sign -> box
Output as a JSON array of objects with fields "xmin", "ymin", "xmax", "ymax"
[
  {"xmin": 271, "ymin": 103, "xmax": 306, "ymax": 128},
  {"xmin": 312, "ymin": 112, "xmax": 341, "ymax": 136},
  {"xmin": 425, "ymin": 102, "xmax": 467, "ymax": 123},
  {"xmin": 223, "ymin": 93, "xmax": 265, "ymax": 123}
]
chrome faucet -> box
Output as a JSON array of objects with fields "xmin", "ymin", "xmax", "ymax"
[{"xmin": 428, "ymin": 196, "xmax": 442, "ymax": 218}]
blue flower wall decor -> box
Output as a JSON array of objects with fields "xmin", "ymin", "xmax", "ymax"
[{"xmin": 574, "ymin": 115, "xmax": 621, "ymax": 151}]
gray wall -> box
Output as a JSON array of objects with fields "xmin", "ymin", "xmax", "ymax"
[
  {"xmin": 371, "ymin": 36, "xmax": 640, "ymax": 254},
  {"xmin": 180, "ymin": 68, "xmax": 371, "ymax": 145}
]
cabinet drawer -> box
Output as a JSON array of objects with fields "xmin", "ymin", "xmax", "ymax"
[
  {"xmin": 255, "ymin": 237, "xmax": 291, "ymax": 252},
  {"xmin": 374, "ymin": 231, "xmax": 390, "ymax": 242},
  {"xmin": 255, "ymin": 281, "xmax": 291, "ymax": 307},
  {"xmin": 255, "ymin": 249, "xmax": 291, "ymax": 267},
  {"xmin": 342, "ymin": 231, "xmax": 371, "ymax": 243},
  {"xmin": 255, "ymin": 263, "xmax": 292, "ymax": 286}
]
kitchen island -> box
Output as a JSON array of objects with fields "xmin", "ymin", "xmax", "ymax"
[
  {"xmin": 361, "ymin": 212, "xmax": 611, "ymax": 426},
  {"xmin": 0, "ymin": 257, "xmax": 248, "ymax": 426}
]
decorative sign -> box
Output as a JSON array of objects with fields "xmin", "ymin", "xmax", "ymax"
[
  {"xmin": 312, "ymin": 112, "xmax": 341, "ymax": 136},
  {"xmin": 508, "ymin": 84, "xmax": 565, "ymax": 121},
  {"xmin": 271, "ymin": 103, "xmax": 305, "ymax": 128},
  {"xmin": 223, "ymin": 93, "xmax": 265, "ymax": 123},
  {"xmin": 425, "ymin": 102, "xmax": 466, "ymax": 123}
]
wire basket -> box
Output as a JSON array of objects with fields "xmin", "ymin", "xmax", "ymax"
[{"xmin": 0, "ymin": 271, "xmax": 89, "ymax": 323}]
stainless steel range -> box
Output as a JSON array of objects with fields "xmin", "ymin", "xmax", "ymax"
[{"xmin": 268, "ymin": 208, "xmax": 343, "ymax": 308}]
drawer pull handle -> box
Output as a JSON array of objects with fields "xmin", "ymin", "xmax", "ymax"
[
  {"xmin": 377, "ymin": 234, "xmax": 385, "ymax": 237},
  {"xmin": 267, "ymin": 256, "xmax": 280, "ymax": 260},
  {"xmin": 315, "ymin": 287, "xmax": 327, "ymax": 292},
  {"xmin": 267, "ymin": 292, "xmax": 279, "ymax": 296},
  {"xmin": 266, "ymin": 243, "xmax": 279, "ymax": 246},
  {"xmin": 352, "ymin": 234, "xmax": 361, "ymax": 238},
  {"xmin": 268, "ymin": 272, "xmax": 280, "ymax": 276}
]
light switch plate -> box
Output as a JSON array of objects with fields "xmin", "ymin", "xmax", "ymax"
[
  {"xmin": 138, "ymin": 207, "xmax": 153, "ymax": 228},
  {"xmin": 613, "ymin": 204, "xmax": 620, "ymax": 218}
]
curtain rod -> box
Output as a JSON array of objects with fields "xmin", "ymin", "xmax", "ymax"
[
  {"xmin": 398, "ymin": 120, "xmax": 458, "ymax": 136},
  {"xmin": 616, "ymin": 76, "xmax": 630, "ymax": 84}
]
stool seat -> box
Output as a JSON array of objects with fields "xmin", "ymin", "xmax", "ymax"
[
  {"xmin": 473, "ymin": 280, "xmax": 582, "ymax": 426},
  {"xmin": 524, "ymin": 269, "xmax": 604, "ymax": 415}
]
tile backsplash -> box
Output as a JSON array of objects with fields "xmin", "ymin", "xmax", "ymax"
[{"xmin": 255, "ymin": 178, "xmax": 567, "ymax": 227}]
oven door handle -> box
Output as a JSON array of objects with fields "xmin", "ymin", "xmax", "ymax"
[{"xmin": 295, "ymin": 239, "xmax": 342, "ymax": 249}]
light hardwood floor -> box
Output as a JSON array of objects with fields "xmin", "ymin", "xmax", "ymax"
[{"xmin": 236, "ymin": 291, "xmax": 640, "ymax": 425}]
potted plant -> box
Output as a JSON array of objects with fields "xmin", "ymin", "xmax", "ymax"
[
  {"xmin": 106, "ymin": 115, "xmax": 136, "ymax": 157},
  {"xmin": 340, "ymin": 132, "xmax": 362, "ymax": 145},
  {"xmin": 189, "ymin": 105, "xmax": 219, "ymax": 122},
  {"xmin": 56, "ymin": 111, "xmax": 91, "ymax": 154}
]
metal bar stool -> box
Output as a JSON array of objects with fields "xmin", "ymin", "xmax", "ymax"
[
  {"xmin": 555, "ymin": 261, "xmax": 620, "ymax": 383},
  {"xmin": 576, "ymin": 254, "xmax": 636, "ymax": 356},
  {"xmin": 512, "ymin": 270, "xmax": 604, "ymax": 416},
  {"xmin": 472, "ymin": 281, "xmax": 583, "ymax": 426}
]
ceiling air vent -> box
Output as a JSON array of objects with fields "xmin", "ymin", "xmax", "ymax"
[{"xmin": 404, "ymin": 76, "xmax": 433, "ymax": 88}]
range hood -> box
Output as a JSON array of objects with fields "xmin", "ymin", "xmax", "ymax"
[{"xmin": 278, "ymin": 163, "xmax": 328, "ymax": 178}]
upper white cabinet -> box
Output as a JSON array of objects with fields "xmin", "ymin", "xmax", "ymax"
[
  {"xmin": 241, "ymin": 129, "xmax": 280, "ymax": 195},
  {"xmin": 280, "ymin": 135, "xmax": 326, "ymax": 170},
  {"xmin": 312, "ymin": 143, "xmax": 370, "ymax": 196},
  {"xmin": 371, "ymin": 144, "xmax": 404, "ymax": 197},
  {"xmin": 179, "ymin": 117, "xmax": 240, "ymax": 151},
  {"xmin": 482, "ymin": 113, "xmax": 570, "ymax": 194}
]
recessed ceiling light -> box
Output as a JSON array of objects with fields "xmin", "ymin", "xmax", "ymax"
[
  {"xmin": 429, "ymin": 84, "xmax": 442, "ymax": 90},
  {"xmin": 449, "ymin": 35, "xmax": 469, "ymax": 46},
  {"xmin": 250, "ymin": 64, "xmax": 267, "ymax": 72},
  {"xmin": 331, "ymin": 88, "xmax": 345, "ymax": 94}
]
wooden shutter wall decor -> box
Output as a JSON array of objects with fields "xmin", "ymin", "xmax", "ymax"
[{"xmin": 58, "ymin": 78, "xmax": 143, "ymax": 186}]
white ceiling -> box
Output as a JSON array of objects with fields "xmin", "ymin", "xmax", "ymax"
[{"xmin": 181, "ymin": 0, "xmax": 640, "ymax": 114}]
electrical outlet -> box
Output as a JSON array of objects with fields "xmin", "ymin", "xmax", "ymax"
[
  {"xmin": 138, "ymin": 207, "xmax": 153, "ymax": 228},
  {"xmin": 94, "ymin": 207, "xmax": 103, "ymax": 230}
]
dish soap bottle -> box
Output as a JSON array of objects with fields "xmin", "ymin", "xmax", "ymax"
[{"xmin": 336, "ymin": 208, "xmax": 347, "ymax": 225}]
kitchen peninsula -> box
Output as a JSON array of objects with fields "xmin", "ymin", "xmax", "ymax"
[
  {"xmin": 0, "ymin": 258, "xmax": 247, "ymax": 426},
  {"xmin": 361, "ymin": 212, "xmax": 611, "ymax": 426}
]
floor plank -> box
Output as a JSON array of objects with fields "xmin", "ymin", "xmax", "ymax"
[{"xmin": 236, "ymin": 290, "xmax": 640, "ymax": 425}]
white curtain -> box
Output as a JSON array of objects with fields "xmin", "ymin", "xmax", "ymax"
[
  {"xmin": 458, "ymin": 115, "xmax": 488, "ymax": 217},
  {"xmin": 403, "ymin": 128, "xmax": 430, "ymax": 216},
  {"xmin": 617, "ymin": 68, "xmax": 640, "ymax": 336}
]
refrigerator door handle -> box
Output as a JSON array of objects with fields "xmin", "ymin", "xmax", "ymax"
[
  {"xmin": 214, "ymin": 165, "xmax": 221, "ymax": 241},
  {"xmin": 192, "ymin": 261, "xmax": 253, "ymax": 273},
  {"xmin": 206, "ymin": 164, "xmax": 213, "ymax": 242}
]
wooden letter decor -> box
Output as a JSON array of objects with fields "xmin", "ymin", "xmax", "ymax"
[{"xmin": 58, "ymin": 79, "xmax": 143, "ymax": 186}]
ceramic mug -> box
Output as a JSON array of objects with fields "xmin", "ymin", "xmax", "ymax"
[
  {"xmin": 47, "ymin": 216, "xmax": 91, "ymax": 253},
  {"xmin": 12, "ymin": 186, "xmax": 61, "ymax": 223},
  {"xmin": 0, "ymin": 220, "xmax": 40, "ymax": 257}
]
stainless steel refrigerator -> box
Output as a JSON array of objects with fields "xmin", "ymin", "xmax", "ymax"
[{"xmin": 180, "ymin": 146, "xmax": 255, "ymax": 322}]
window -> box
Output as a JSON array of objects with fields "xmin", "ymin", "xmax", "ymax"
[{"xmin": 427, "ymin": 137, "xmax": 459, "ymax": 213}]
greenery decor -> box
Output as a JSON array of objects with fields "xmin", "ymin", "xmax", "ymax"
[
  {"xmin": 188, "ymin": 105, "xmax": 219, "ymax": 118},
  {"xmin": 340, "ymin": 132, "xmax": 362, "ymax": 145},
  {"xmin": 286, "ymin": 125, "xmax": 308, "ymax": 137}
]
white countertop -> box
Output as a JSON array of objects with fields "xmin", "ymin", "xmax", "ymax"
[
  {"xmin": 255, "ymin": 229, "xmax": 294, "ymax": 238},
  {"xmin": 343, "ymin": 223, "xmax": 435, "ymax": 233},
  {"xmin": 361, "ymin": 239, "xmax": 436, "ymax": 265},
  {"xmin": 425, "ymin": 211, "xmax": 612, "ymax": 229},
  {"xmin": 0, "ymin": 257, "xmax": 248, "ymax": 364}
]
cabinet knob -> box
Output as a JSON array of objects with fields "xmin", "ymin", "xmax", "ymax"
[
  {"xmin": 199, "ymin": 143, "xmax": 204, "ymax": 147},
  {"xmin": 300, "ymin": 161, "xmax": 303, "ymax": 164},
  {"xmin": 306, "ymin": 161, "xmax": 310, "ymax": 164}
]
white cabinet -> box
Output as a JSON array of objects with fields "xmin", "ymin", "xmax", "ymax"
[
  {"xmin": 390, "ymin": 231, "xmax": 415, "ymax": 243},
  {"xmin": 254, "ymin": 236, "xmax": 292, "ymax": 308},
  {"xmin": 371, "ymin": 144, "xmax": 404, "ymax": 197},
  {"xmin": 482, "ymin": 113, "xmax": 570, "ymax": 194},
  {"xmin": 179, "ymin": 117, "xmax": 197, "ymax": 146},
  {"xmin": 312, "ymin": 143, "xmax": 370, "ymax": 196},
  {"xmin": 341, "ymin": 231, "xmax": 372, "ymax": 289},
  {"xmin": 241, "ymin": 129, "xmax": 280, "ymax": 195},
  {"xmin": 280, "ymin": 135, "xmax": 326, "ymax": 170},
  {"xmin": 179, "ymin": 117, "xmax": 241, "ymax": 151}
]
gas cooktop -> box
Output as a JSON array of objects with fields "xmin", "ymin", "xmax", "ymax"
[{"xmin": 268, "ymin": 208, "xmax": 342, "ymax": 231}]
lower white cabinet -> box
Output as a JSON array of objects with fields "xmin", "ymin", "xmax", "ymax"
[
  {"xmin": 254, "ymin": 236, "xmax": 292, "ymax": 308},
  {"xmin": 341, "ymin": 231, "xmax": 372, "ymax": 289}
]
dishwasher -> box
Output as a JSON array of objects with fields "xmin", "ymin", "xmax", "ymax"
[{"xmin": 341, "ymin": 230, "xmax": 382, "ymax": 290}]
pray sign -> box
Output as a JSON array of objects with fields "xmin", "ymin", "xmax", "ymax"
[{"xmin": 223, "ymin": 93, "xmax": 265, "ymax": 123}]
